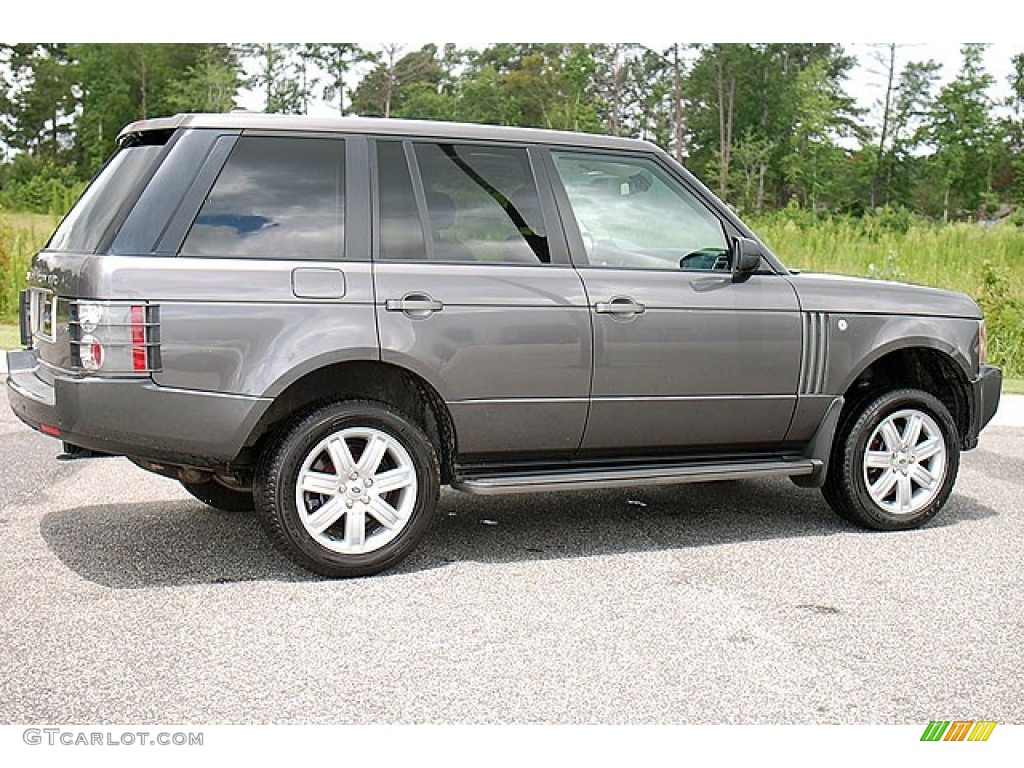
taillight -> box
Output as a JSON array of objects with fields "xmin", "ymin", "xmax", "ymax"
[
  {"xmin": 79, "ymin": 334, "xmax": 104, "ymax": 371},
  {"xmin": 979, "ymin": 320, "xmax": 988, "ymax": 366},
  {"xmin": 69, "ymin": 300, "xmax": 159, "ymax": 375},
  {"xmin": 130, "ymin": 304, "xmax": 147, "ymax": 372}
]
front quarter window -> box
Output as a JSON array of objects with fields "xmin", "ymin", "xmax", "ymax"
[{"xmin": 552, "ymin": 151, "xmax": 728, "ymax": 271}]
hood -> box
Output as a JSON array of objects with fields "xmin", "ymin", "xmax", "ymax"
[{"xmin": 787, "ymin": 272, "xmax": 982, "ymax": 319}]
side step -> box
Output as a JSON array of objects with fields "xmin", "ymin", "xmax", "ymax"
[{"xmin": 452, "ymin": 458, "xmax": 821, "ymax": 496}]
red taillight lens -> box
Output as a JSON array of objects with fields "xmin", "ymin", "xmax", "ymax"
[{"xmin": 131, "ymin": 304, "xmax": 147, "ymax": 371}]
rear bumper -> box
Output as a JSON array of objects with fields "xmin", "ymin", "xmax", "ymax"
[
  {"xmin": 963, "ymin": 364, "xmax": 1002, "ymax": 450},
  {"xmin": 5, "ymin": 349, "xmax": 271, "ymax": 466}
]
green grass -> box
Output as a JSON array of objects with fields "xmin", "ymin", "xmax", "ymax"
[
  {"xmin": 749, "ymin": 214, "xmax": 1024, "ymax": 378},
  {"xmin": 0, "ymin": 211, "xmax": 60, "ymax": 322},
  {"xmin": 0, "ymin": 322, "xmax": 19, "ymax": 351},
  {"xmin": 1003, "ymin": 378, "xmax": 1024, "ymax": 395}
]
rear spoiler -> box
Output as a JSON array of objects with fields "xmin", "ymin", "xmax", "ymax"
[{"xmin": 117, "ymin": 114, "xmax": 188, "ymax": 144}]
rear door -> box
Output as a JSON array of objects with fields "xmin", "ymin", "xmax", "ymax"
[
  {"xmin": 372, "ymin": 139, "xmax": 591, "ymax": 460},
  {"xmin": 546, "ymin": 149, "xmax": 803, "ymax": 455}
]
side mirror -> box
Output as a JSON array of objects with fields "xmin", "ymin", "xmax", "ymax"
[{"xmin": 731, "ymin": 237, "xmax": 762, "ymax": 282}]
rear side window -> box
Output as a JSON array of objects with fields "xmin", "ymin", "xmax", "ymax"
[
  {"xmin": 48, "ymin": 141, "xmax": 167, "ymax": 253},
  {"xmin": 377, "ymin": 140, "xmax": 426, "ymax": 260},
  {"xmin": 376, "ymin": 141, "xmax": 550, "ymax": 264},
  {"xmin": 181, "ymin": 136, "xmax": 344, "ymax": 260}
]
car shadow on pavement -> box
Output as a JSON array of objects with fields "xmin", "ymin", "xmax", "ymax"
[
  {"xmin": 39, "ymin": 501, "xmax": 314, "ymax": 588},
  {"xmin": 39, "ymin": 475, "xmax": 998, "ymax": 589},
  {"xmin": 406, "ymin": 477, "xmax": 997, "ymax": 572}
]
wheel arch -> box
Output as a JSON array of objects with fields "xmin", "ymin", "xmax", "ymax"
[
  {"xmin": 241, "ymin": 360, "xmax": 458, "ymax": 483},
  {"xmin": 837, "ymin": 343, "xmax": 972, "ymax": 448}
]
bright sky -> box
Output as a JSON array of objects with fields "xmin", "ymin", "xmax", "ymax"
[{"xmin": 847, "ymin": 43, "xmax": 1017, "ymax": 112}]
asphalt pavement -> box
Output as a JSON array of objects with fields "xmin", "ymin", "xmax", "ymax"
[{"xmin": 0, "ymin": 384, "xmax": 1022, "ymax": 725}]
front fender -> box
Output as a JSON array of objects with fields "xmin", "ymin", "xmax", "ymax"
[{"xmin": 825, "ymin": 314, "xmax": 978, "ymax": 395}]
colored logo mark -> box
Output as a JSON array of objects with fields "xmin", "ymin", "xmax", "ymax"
[{"xmin": 920, "ymin": 721, "xmax": 997, "ymax": 742}]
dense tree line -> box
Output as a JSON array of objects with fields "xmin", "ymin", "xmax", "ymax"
[{"xmin": 1, "ymin": 42, "xmax": 1023, "ymax": 220}]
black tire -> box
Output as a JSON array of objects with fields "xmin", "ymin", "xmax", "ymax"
[
  {"xmin": 254, "ymin": 400, "xmax": 440, "ymax": 578},
  {"xmin": 822, "ymin": 388, "xmax": 960, "ymax": 530},
  {"xmin": 181, "ymin": 478, "xmax": 255, "ymax": 512}
]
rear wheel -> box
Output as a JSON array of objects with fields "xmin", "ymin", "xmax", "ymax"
[
  {"xmin": 822, "ymin": 388, "xmax": 959, "ymax": 530},
  {"xmin": 254, "ymin": 400, "xmax": 440, "ymax": 578}
]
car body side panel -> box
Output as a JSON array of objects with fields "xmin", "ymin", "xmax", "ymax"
[
  {"xmin": 82, "ymin": 255, "xmax": 379, "ymax": 397},
  {"xmin": 375, "ymin": 262, "xmax": 592, "ymax": 457},
  {"xmin": 789, "ymin": 272, "xmax": 983, "ymax": 319},
  {"xmin": 577, "ymin": 269, "xmax": 802, "ymax": 451}
]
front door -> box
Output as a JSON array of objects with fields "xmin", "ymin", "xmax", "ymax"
[{"xmin": 548, "ymin": 149, "xmax": 803, "ymax": 455}]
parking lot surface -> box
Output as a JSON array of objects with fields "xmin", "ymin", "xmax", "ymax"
[{"xmin": 1, "ymin": 388, "xmax": 1021, "ymax": 724}]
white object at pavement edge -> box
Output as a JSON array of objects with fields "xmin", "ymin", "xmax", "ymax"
[{"xmin": 1, "ymin": 349, "xmax": 1023, "ymax": 426}]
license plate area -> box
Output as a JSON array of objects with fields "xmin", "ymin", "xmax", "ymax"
[{"xmin": 28, "ymin": 288, "xmax": 57, "ymax": 343}]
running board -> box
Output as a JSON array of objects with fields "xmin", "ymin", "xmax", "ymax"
[{"xmin": 452, "ymin": 458, "xmax": 820, "ymax": 495}]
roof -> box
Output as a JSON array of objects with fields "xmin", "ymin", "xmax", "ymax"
[{"xmin": 118, "ymin": 112, "xmax": 660, "ymax": 153}]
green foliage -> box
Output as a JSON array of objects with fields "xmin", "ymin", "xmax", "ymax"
[
  {"xmin": 0, "ymin": 44, "xmax": 77, "ymax": 162},
  {"xmin": 72, "ymin": 44, "xmax": 239, "ymax": 174},
  {"xmin": 0, "ymin": 153, "xmax": 84, "ymax": 214},
  {"xmin": 351, "ymin": 44, "xmax": 445, "ymax": 118},
  {"xmin": 781, "ymin": 58, "xmax": 859, "ymax": 210},
  {"xmin": 751, "ymin": 213, "xmax": 1024, "ymax": 375},
  {"xmin": 0, "ymin": 211, "xmax": 59, "ymax": 320},
  {"xmin": 166, "ymin": 47, "xmax": 240, "ymax": 113},
  {"xmin": 239, "ymin": 44, "xmax": 309, "ymax": 114},
  {"xmin": 923, "ymin": 44, "xmax": 999, "ymax": 219},
  {"xmin": 304, "ymin": 44, "xmax": 373, "ymax": 115},
  {"xmin": 977, "ymin": 259, "xmax": 1024, "ymax": 376},
  {"xmin": 686, "ymin": 44, "xmax": 862, "ymax": 208},
  {"xmin": 2, "ymin": 42, "xmax": 1024, "ymax": 217}
]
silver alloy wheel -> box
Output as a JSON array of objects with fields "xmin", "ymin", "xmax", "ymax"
[
  {"xmin": 295, "ymin": 426, "xmax": 418, "ymax": 555},
  {"xmin": 862, "ymin": 408, "xmax": 947, "ymax": 515}
]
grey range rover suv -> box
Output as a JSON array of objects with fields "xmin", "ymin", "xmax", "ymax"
[{"xmin": 7, "ymin": 113, "xmax": 1002, "ymax": 577}]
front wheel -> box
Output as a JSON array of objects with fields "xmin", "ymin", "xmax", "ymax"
[
  {"xmin": 254, "ymin": 400, "xmax": 440, "ymax": 578},
  {"xmin": 822, "ymin": 388, "xmax": 960, "ymax": 530}
]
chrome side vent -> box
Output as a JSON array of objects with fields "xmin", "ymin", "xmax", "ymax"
[{"xmin": 799, "ymin": 312, "xmax": 830, "ymax": 395}]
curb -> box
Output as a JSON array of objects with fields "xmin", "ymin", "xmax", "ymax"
[{"xmin": 990, "ymin": 392, "xmax": 1024, "ymax": 427}]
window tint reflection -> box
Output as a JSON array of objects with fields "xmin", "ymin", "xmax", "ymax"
[{"xmin": 183, "ymin": 137, "xmax": 344, "ymax": 260}]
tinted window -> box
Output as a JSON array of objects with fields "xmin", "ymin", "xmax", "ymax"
[
  {"xmin": 411, "ymin": 143, "xmax": 550, "ymax": 264},
  {"xmin": 552, "ymin": 151, "xmax": 728, "ymax": 271},
  {"xmin": 181, "ymin": 136, "xmax": 344, "ymax": 260},
  {"xmin": 377, "ymin": 141, "xmax": 426, "ymax": 260},
  {"xmin": 49, "ymin": 142, "xmax": 166, "ymax": 253}
]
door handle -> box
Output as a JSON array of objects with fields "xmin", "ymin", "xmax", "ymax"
[
  {"xmin": 385, "ymin": 293, "xmax": 444, "ymax": 317},
  {"xmin": 595, "ymin": 296, "xmax": 646, "ymax": 316}
]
